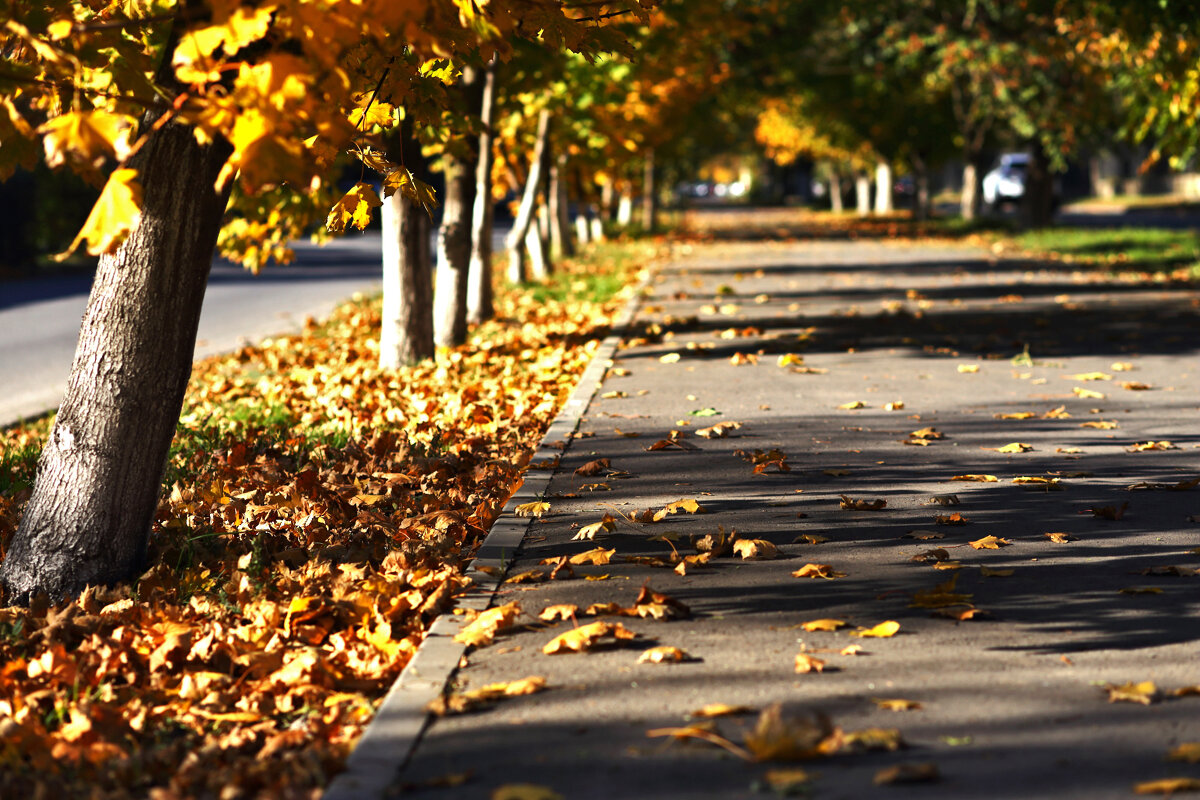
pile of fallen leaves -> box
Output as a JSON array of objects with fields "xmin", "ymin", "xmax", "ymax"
[{"xmin": 0, "ymin": 242, "xmax": 650, "ymax": 798}]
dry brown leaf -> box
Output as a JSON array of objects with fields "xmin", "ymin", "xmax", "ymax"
[
  {"xmin": 936, "ymin": 512, "xmax": 970, "ymax": 526},
  {"xmin": 638, "ymin": 646, "xmax": 693, "ymax": 664},
  {"xmin": 969, "ymin": 535, "xmax": 1012, "ymax": 549},
  {"xmin": 733, "ymin": 539, "xmax": 780, "ymax": 560},
  {"xmin": 653, "ymin": 498, "xmax": 707, "ymax": 522},
  {"xmin": 794, "ymin": 653, "xmax": 827, "ymax": 673},
  {"xmin": 542, "ymin": 620, "xmax": 637, "ymax": 655},
  {"xmin": 538, "ymin": 605, "xmax": 578, "ymax": 622},
  {"xmin": 743, "ymin": 703, "xmax": 834, "ymax": 762},
  {"xmin": 911, "ymin": 548, "xmax": 949, "ymax": 563},
  {"xmin": 1090, "ymin": 501, "xmax": 1130, "ymax": 520},
  {"xmin": 762, "ymin": 769, "xmax": 813, "ymax": 793},
  {"xmin": 904, "ymin": 530, "xmax": 946, "ymax": 540},
  {"xmin": 792, "ymin": 563, "xmax": 846, "ymax": 579},
  {"xmin": 574, "ymin": 458, "xmax": 611, "ymax": 476},
  {"xmin": 1104, "ymin": 680, "xmax": 1159, "ymax": 705},
  {"xmin": 874, "ymin": 762, "xmax": 940, "ymax": 785},
  {"xmin": 1134, "ymin": 778, "xmax": 1200, "ymax": 795},
  {"xmin": 839, "ymin": 495, "xmax": 887, "ymax": 511},
  {"xmin": 569, "ymin": 547, "xmax": 616, "ymax": 566},
  {"xmin": 800, "ymin": 619, "xmax": 847, "ymax": 632}
]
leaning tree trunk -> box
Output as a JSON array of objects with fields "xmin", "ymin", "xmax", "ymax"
[
  {"xmin": 642, "ymin": 147, "xmax": 657, "ymax": 231},
  {"xmin": 0, "ymin": 121, "xmax": 232, "ymax": 604},
  {"xmin": 467, "ymin": 56, "xmax": 497, "ymax": 326},
  {"xmin": 874, "ymin": 159, "xmax": 893, "ymax": 214},
  {"xmin": 506, "ymin": 107, "xmax": 552, "ymax": 284},
  {"xmin": 911, "ymin": 152, "xmax": 931, "ymax": 221},
  {"xmin": 380, "ymin": 190, "xmax": 434, "ymax": 367},
  {"xmin": 434, "ymin": 68, "xmax": 482, "ymax": 348}
]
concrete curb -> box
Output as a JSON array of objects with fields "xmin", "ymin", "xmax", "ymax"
[{"xmin": 322, "ymin": 269, "xmax": 649, "ymax": 800}]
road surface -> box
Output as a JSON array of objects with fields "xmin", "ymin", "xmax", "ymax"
[{"xmin": 0, "ymin": 233, "xmax": 383, "ymax": 428}]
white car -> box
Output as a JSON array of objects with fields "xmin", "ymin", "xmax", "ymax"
[{"xmin": 982, "ymin": 153, "xmax": 1029, "ymax": 208}]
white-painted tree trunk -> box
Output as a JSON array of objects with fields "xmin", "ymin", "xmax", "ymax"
[
  {"xmin": 467, "ymin": 56, "xmax": 497, "ymax": 325},
  {"xmin": 874, "ymin": 160, "xmax": 893, "ymax": 214},
  {"xmin": 506, "ymin": 108, "xmax": 551, "ymax": 284},
  {"xmin": 854, "ymin": 174, "xmax": 871, "ymax": 216}
]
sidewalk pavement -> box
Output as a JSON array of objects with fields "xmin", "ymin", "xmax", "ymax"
[{"xmin": 389, "ymin": 233, "xmax": 1200, "ymax": 799}]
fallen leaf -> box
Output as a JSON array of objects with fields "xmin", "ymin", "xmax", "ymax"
[
  {"xmin": 950, "ymin": 474, "xmax": 998, "ymax": 482},
  {"xmin": 1080, "ymin": 420, "xmax": 1119, "ymax": 430},
  {"xmin": 653, "ymin": 498, "xmax": 708, "ymax": 521},
  {"xmin": 933, "ymin": 607, "xmax": 988, "ymax": 621},
  {"xmin": 935, "ymin": 512, "xmax": 970, "ymax": 526},
  {"xmin": 1104, "ymin": 680, "xmax": 1159, "ymax": 705},
  {"xmin": 839, "ymin": 727, "xmax": 906, "ymax": 753},
  {"xmin": 491, "ymin": 784, "xmax": 564, "ymax": 800},
  {"xmin": 659, "ymin": 352, "xmax": 681, "ymax": 363},
  {"xmin": 840, "ymin": 644, "xmax": 865, "ymax": 656},
  {"xmin": 638, "ymin": 646, "xmax": 693, "ymax": 664},
  {"xmin": 884, "ymin": 401, "xmax": 905, "ymax": 411},
  {"xmin": 794, "ymin": 653, "xmax": 827, "ymax": 674},
  {"xmin": 573, "ymin": 513, "xmax": 617, "ymax": 541},
  {"xmin": 689, "ymin": 407, "xmax": 720, "ymax": 417},
  {"xmin": 796, "ymin": 534, "xmax": 830, "ymax": 545},
  {"xmin": 874, "ymin": 762, "xmax": 940, "ymax": 785},
  {"xmin": 600, "ymin": 390, "xmax": 627, "ymax": 399},
  {"xmin": 1073, "ymin": 386, "xmax": 1106, "ymax": 399},
  {"xmin": 696, "ymin": 421, "xmax": 742, "ymax": 439},
  {"xmin": 1044, "ymin": 405, "xmax": 1072, "ymax": 418},
  {"xmin": 1013, "ymin": 476, "xmax": 1063, "ymax": 490},
  {"xmin": 851, "ymin": 620, "xmax": 900, "ymax": 638},
  {"xmin": 542, "ymin": 621, "xmax": 637, "ymax": 655},
  {"xmin": 792, "ymin": 563, "xmax": 846, "ymax": 579},
  {"xmin": 762, "ymin": 769, "xmax": 813, "ymax": 793},
  {"xmin": 957, "ymin": 364, "xmax": 980, "ymax": 373},
  {"xmin": 454, "ymin": 602, "xmax": 523, "ymax": 647},
  {"xmin": 995, "ymin": 442, "xmax": 1034, "ymax": 453},
  {"xmin": 1070, "ymin": 371, "xmax": 1112, "ymax": 381},
  {"xmin": 800, "ymin": 619, "xmax": 847, "ymax": 632},
  {"xmin": 574, "ymin": 458, "xmax": 611, "ymax": 476},
  {"xmin": 1166, "ymin": 743, "xmax": 1200, "ymax": 763},
  {"xmin": 969, "ymin": 535, "xmax": 1012, "ymax": 549},
  {"xmin": 743, "ymin": 704, "xmax": 834, "ymax": 761},
  {"xmin": 995, "ymin": 411, "xmax": 1036, "ymax": 420},
  {"xmin": 1045, "ymin": 532, "xmax": 1075, "ymax": 543},
  {"xmin": 1130, "ymin": 441, "xmax": 1177, "ymax": 452},
  {"xmin": 927, "ymin": 494, "xmax": 960, "ymax": 506},
  {"xmin": 515, "ymin": 501, "xmax": 550, "ymax": 518},
  {"xmin": 838, "ymin": 400, "xmax": 867, "ymax": 410},
  {"xmin": 734, "ymin": 539, "xmax": 780, "ymax": 560},
  {"xmin": 1120, "ymin": 587, "xmax": 1163, "ymax": 595},
  {"xmin": 839, "ymin": 495, "xmax": 886, "ymax": 511},
  {"xmin": 689, "ymin": 703, "xmax": 756, "ymax": 718},
  {"xmin": 1134, "ymin": 778, "xmax": 1200, "ymax": 795},
  {"xmin": 911, "ymin": 548, "xmax": 950, "ymax": 563},
  {"xmin": 569, "ymin": 547, "xmax": 616, "ymax": 566},
  {"xmin": 910, "ymin": 427, "xmax": 944, "ymax": 440},
  {"xmin": 1089, "ymin": 502, "xmax": 1130, "ymax": 520},
  {"xmin": 505, "ymin": 569, "xmax": 548, "ymax": 584},
  {"xmin": 538, "ymin": 605, "xmax": 578, "ymax": 622},
  {"xmin": 980, "ymin": 566, "xmax": 1014, "ymax": 577},
  {"xmin": 872, "ymin": 698, "xmax": 923, "ymax": 712},
  {"xmin": 1122, "ymin": 381, "xmax": 1153, "ymax": 391},
  {"xmin": 903, "ymin": 530, "xmax": 945, "ymax": 540},
  {"xmin": 583, "ymin": 574, "xmax": 612, "ymax": 581}
]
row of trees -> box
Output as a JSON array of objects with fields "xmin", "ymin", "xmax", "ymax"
[{"xmin": 746, "ymin": 1, "xmax": 1200, "ymax": 226}]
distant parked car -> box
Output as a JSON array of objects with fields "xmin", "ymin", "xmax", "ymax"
[{"xmin": 982, "ymin": 153, "xmax": 1029, "ymax": 209}]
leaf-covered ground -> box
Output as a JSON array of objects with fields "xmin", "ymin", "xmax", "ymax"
[{"xmin": 0, "ymin": 241, "xmax": 654, "ymax": 798}]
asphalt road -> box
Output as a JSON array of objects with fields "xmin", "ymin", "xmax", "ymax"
[{"xmin": 0, "ymin": 233, "xmax": 385, "ymax": 428}]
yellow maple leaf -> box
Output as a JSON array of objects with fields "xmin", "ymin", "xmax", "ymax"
[
  {"xmin": 543, "ymin": 620, "xmax": 636, "ymax": 654},
  {"xmin": 569, "ymin": 547, "xmax": 615, "ymax": 566},
  {"xmin": 969, "ymin": 535, "xmax": 1012, "ymax": 549},
  {"xmin": 453, "ymin": 601, "xmax": 522, "ymax": 647},
  {"xmin": 996, "ymin": 442, "xmax": 1033, "ymax": 453},
  {"xmin": 348, "ymin": 101, "xmax": 395, "ymax": 129},
  {"xmin": 733, "ymin": 539, "xmax": 780, "ymax": 560},
  {"xmin": 800, "ymin": 618, "xmax": 847, "ymax": 632},
  {"xmin": 38, "ymin": 110, "xmax": 133, "ymax": 170},
  {"xmin": 326, "ymin": 182, "xmax": 382, "ymax": 233},
  {"xmin": 851, "ymin": 620, "xmax": 900, "ymax": 638},
  {"xmin": 792, "ymin": 563, "xmax": 846, "ymax": 579},
  {"xmin": 57, "ymin": 167, "xmax": 142, "ymax": 259},
  {"xmin": 950, "ymin": 474, "xmax": 998, "ymax": 482}
]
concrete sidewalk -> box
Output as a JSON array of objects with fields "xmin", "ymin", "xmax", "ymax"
[{"xmin": 392, "ymin": 234, "xmax": 1200, "ymax": 799}]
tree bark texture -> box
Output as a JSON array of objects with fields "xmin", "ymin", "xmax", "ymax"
[
  {"xmin": 874, "ymin": 160, "xmax": 893, "ymax": 214},
  {"xmin": 829, "ymin": 176, "xmax": 844, "ymax": 213},
  {"xmin": 467, "ymin": 57, "xmax": 497, "ymax": 326},
  {"xmin": 0, "ymin": 121, "xmax": 232, "ymax": 603},
  {"xmin": 506, "ymin": 108, "xmax": 551, "ymax": 284},
  {"xmin": 642, "ymin": 147, "xmax": 657, "ymax": 231},
  {"xmin": 380, "ymin": 190, "xmax": 434, "ymax": 367},
  {"xmin": 1022, "ymin": 140, "xmax": 1056, "ymax": 230},
  {"xmin": 433, "ymin": 68, "xmax": 482, "ymax": 349},
  {"xmin": 616, "ymin": 187, "xmax": 633, "ymax": 227},
  {"xmin": 548, "ymin": 153, "xmax": 573, "ymax": 259}
]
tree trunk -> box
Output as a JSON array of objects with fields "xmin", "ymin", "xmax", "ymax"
[
  {"xmin": 616, "ymin": 185, "xmax": 633, "ymax": 226},
  {"xmin": 600, "ymin": 180, "xmax": 615, "ymax": 222},
  {"xmin": 434, "ymin": 69, "xmax": 482, "ymax": 348},
  {"xmin": 642, "ymin": 147, "xmax": 657, "ymax": 231},
  {"xmin": 506, "ymin": 108, "xmax": 551, "ymax": 284},
  {"xmin": 589, "ymin": 213, "xmax": 605, "ymax": 243},
  {"xmin": 829, "ymin": 174, "xmax": 844, "ymax": 213},
  {"xmin": 874, "ymin": 160, "xmax": 893, "ymax": 214},
  {"xmin": 1022, "ymin": 140, "xmax": 1056, "ymax": 230},
  {"xmin": 910, "ymin": 152, "xmax": 931, "ymax": 221},
  {"xmin": 549, "ymin": 152, "xmax": 573, "ymax": 258},
  {"xmin": 525, "ymin": 223, "xmax": 550, "ymax": 280},
  {"xmin": 854, "ymin": 173, "xmax": 871, "ymax": 216},
  {"xmin": 575, "ymin": 213, "xmax": 590, "ymax": 245},
  {"xmin": 467, "ymin": 57, "xmax": 497, "ymax": 326},
  {"xmin": 960, "ymin": 155, "xmax": 982, "ymax": 220},
  {"xmin": 0, "ymin": 121, "xmax": 232, "ymax": 604},
  {"xmin": 380, "ymin": 190, "xmax": 434, "ymax": 367}
]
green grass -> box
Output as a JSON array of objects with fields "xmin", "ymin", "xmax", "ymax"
[
  {"xmin": 1010, "ymin": 227, "xmax": 1200, "ymax": 277},
  {"xmin": 521, "ymin": 241, "xmax": 640, "ymax": 304}
]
